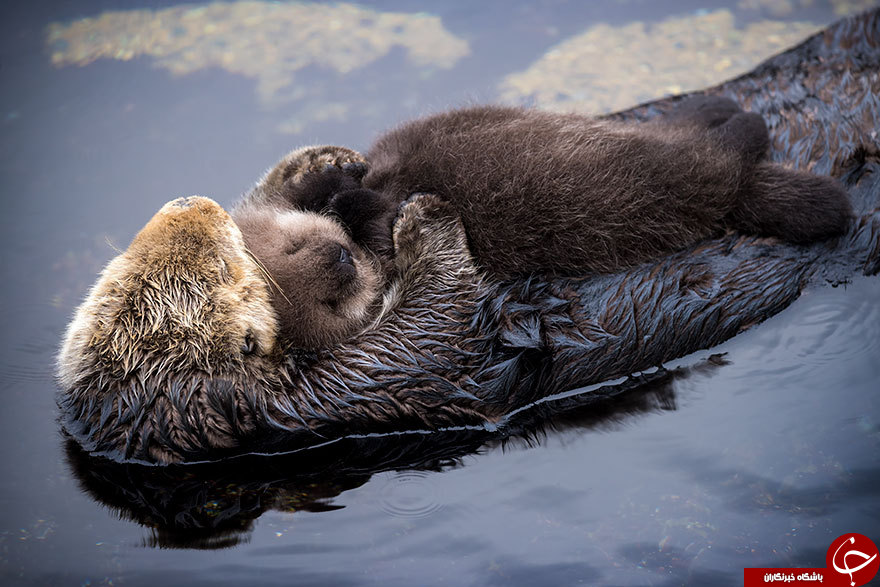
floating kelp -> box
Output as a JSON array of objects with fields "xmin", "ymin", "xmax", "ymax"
[
  {"xmin": 737, "ymin": 0, "xmax": 809, "ymax": 17},
  {"xmin": 830, "ymin": 0, "xmax": 879, "ymax": 15},
  {"xmin": 46, "ymin": 1, "xmax": 469, "ymax": 104},
  {"xmin": 499, "ymin": 10, "xmax": 820, "ymax": 113}
]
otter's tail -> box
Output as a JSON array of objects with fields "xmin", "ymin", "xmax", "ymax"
[{"xmin": 727, "ymin": 163, "xmax": 853, "ymax": 244}]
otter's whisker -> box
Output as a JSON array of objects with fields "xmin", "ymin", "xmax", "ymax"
[
  {"xmin": 244, "ymin": 245, "xmax": 292, "ymax": 307},
  {"xmin": 104, "ymin": 236, "xmax": 123, "ymax": 255}
]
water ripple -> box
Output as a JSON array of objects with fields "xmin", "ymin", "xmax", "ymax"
[
  {"xmin": 377, "ymin": 471, "xmax": 445, "ymax": 519},
  {"xmin": 781, "ymin": 280, "xmax": 880, "ymax": 368}
]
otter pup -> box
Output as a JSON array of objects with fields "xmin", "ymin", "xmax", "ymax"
[{"xmin": 233, "ymin": 99, "xmax": 851, "ymax": 349}]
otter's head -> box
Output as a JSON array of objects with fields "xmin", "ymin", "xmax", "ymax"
[
  {"xmin": 231, "ymin": 204, "xmax": 383, "ymax": 350},
  {"xmin": 57, "ymin": 197, "xmax": 282, "ymax": 463}
]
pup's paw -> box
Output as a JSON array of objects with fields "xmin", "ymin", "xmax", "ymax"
[
  {"xmin": 393, "ymin": 194, "xmax": 472, "ymax": 273},
  {"xmin": 710, "ymin": 112, "xmax": 770, "ymax": 165},
  {"xmin": 666, "ymin": 95, "xmax": 742, "ymax": 129},
  {"xmin": 279, "ymin": 145, "xmax": 367, "ymax": 186},
  {"xmin": 396, "ymin": 193, "xmax": 455, "ymax": 222},
  {"xmin": 394, "ymin": 193, "xmax": 458, "ymax": 241}
]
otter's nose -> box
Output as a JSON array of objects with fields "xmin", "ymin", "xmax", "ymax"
[
  {"xmin": 168, "ymin": 196, "xmax": 203, "ymax": 209},
  {"xmin": 156, "ymin": 196, "xmax": 226, "ymax": 219},
  {"xmin": 139, "ymin": 197, "xmax": 233, "ymax": 251}
]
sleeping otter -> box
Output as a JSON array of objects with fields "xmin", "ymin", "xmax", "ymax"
[
  {"xmin": 57, "ymin": 187, "xmax": 879, "ymax": 464},
  {"xmin": 56, "ymin": 10, "xmax": 879, "ymax": 464},
  {"xmin": 234, "ymin": 98, "xmax": 851, "ymax": 350}
]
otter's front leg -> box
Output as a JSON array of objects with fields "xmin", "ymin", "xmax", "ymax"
[
  {"xmin": 663, "ymin": 95, "xmax": 770, "ymax": 165},
  {"xmin": 392, "ymin": 194, "xmax": 480, "ymax": 290},
  {"xmin": 663, "ymin": 95, "xmax": 742, "ymax": 129}
]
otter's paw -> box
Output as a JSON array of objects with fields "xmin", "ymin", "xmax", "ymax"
[
  {"xmin": 710, "ymin": 112, "xmax": 770, "ymax": 165},
  {"xmin": 328, "ymin": 187, "xmax": 396, "ymax": 254},
  {"xmin": 284, "ymin": 166, "xmax": 367, "ymax": 213},
  {"xmin": 665, "ymin": 95, "xmax": 742, "ymax": 129},
  {"xmin": 268, "ymin": 146, "xmax": 368, "ymax": 212},
  {"xmin": 392, "ymin": 194, "xmax": 472, "ymax": 271},
  {"xmin": 279, "ymin": 145, "xmax": 367, "ymax": 186},
  {"xmin": 731, "ymin": 164, "xmax": 853, "ymax": 244},
  {"xmin": 393, "ymin": 193, "xmax": 458, "ymax": 241}
]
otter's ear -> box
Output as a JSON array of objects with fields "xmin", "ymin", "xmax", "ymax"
[{"xmin": 392, "ymin": 194, "xmax": 476, "ymax": 280}]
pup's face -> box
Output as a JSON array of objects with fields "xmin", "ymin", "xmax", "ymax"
[{"xmin": 232, "ymin": 205, "xmax": 382, "ymax": 350}]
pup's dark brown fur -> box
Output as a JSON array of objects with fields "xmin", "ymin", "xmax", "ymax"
[{"xmin": 238, "ymin": 99, "xmax": 851, "ymax": 348}]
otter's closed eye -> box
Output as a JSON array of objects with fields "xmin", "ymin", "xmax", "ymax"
[{"xmin": 241, "ymin": 331, "xmax": 256, "ymax": 355}]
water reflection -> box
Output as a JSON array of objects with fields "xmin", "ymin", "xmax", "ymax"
[
  {"xmin": 704, "ymin": 466, "xmax": 880, "ymax": 517},
  {"xmin": 44, "ymin": 1, "xmax": 846, "ymax": 125},
  {"xmin": 481, "ymin": 560, "xmax": 602, "ymax": 586},
  {"xmin": 64, "ymin": 358, "xmax": 701, "ymax": 549}
]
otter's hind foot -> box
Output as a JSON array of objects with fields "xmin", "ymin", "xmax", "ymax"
[{"xmin": 728, "ymin": 164, "xmax": 853, "ymax": 244}]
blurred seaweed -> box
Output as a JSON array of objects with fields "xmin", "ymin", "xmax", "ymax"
[
  {"xmin": 499, "ymin": 9, "xmax": 821, "ymax": 113},
  {"xmin": 46, "ymin": 1, "xmax": 469, "ymax": 104}
]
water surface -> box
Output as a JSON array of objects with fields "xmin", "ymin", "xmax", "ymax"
[{"xmin": 1, "ymin": 1, "xmax": 878, "ymax": 585}]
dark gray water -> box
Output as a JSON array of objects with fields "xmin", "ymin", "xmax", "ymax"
[{"xmin": 1, "ymin": 1, "xmax": 878, "ymax": 585}]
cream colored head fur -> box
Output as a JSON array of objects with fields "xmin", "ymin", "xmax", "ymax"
[{"xmin": 58, "ymin": 196, "xmax": 280, "ymax": 389}]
